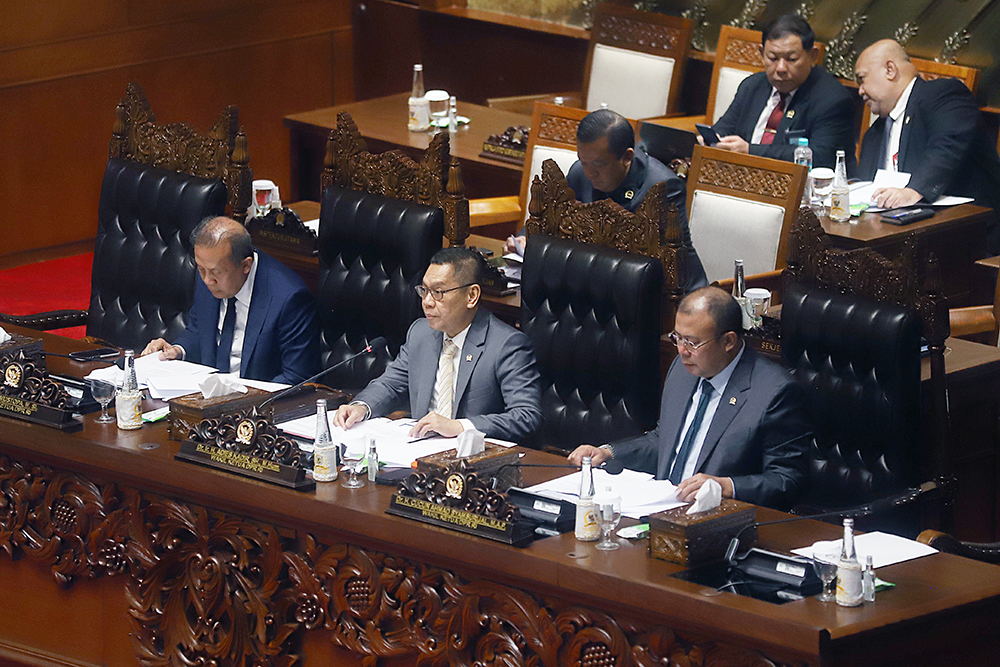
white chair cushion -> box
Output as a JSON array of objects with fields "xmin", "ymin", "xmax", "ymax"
[
  {"xmin": 688, "ymin": 190, "xmax": 786, "ymax": 282},
  {"xmin": 712, "ymin": 67, "xmax": 754, "ymax": 123},
  {"xmin": 587, "ymin": 44, "xmax": 674, "ymax": 119},
  {"xmin": 525, "ymin": 145, "xmax": 579, "ymax": 222}
]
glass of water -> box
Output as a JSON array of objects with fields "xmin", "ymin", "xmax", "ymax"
[
  {"xmin": 593, "ymin": 488, "xmax": 622, "ymax": 551},
  {"xmin": 89, "ymin": 379, "xmax": 116, "ymax": 423},
  {"xmin": 813, "ymin": 551, "xmax": 839, "ymax": 602}
]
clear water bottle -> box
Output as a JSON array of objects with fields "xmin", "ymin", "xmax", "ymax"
[
  {"xmin": 836, "ymin": 517, "xmax": 863, "ymax": 606},
  {"xmin": 830, "ymin": 149, "xmax": 851, "ymax": 223},
  {"xmin": 448, "ymin": 95, "xmax": 458, "ymax": 133},
  {"xmin": 863, "ymin": 554, "xmax": 876, "ymax": 602},
  {"xmin": 732, "ymin": 259, "xmax": 749, "ymax": 330},
  {"xmin": 574, "ymin": 456, "xmax": 600, "ymax": 541},
  {"xmin": 408, "ymin": 64, "xmax": 430, "ymax": 132},
  {"xmin": 116, "ymin": 349, "xmax": 142, "ymax": 430},
  {"xmin": 312, "ymin": 399, "xmax": 338, "ymax": 482},
  {"xmin": 793, "ymin": 137, "xmax": 813, "ymax": 207},
  {"xmin": 366, "ymin": 436, "xmax": 378, "ymax": 482}
]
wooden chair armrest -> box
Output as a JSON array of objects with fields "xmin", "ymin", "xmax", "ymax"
[
  {"xmin": 486, "ymin": 92, "xmax": 583, "ymax": 115},
  {"xmin": 645, "ymin": 114, "xmax": 708, "ymax": 133},
  {"xmin": 949, "ymin": 305, "xmax": 996, "ymax": 337},
  {"xmin": 470, "ymin": 196, "xmax": 523, "ymax": 228}
]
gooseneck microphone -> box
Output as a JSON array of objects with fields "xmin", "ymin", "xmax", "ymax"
[
  {"xmin": 258, "ymin": 337, "xmax": 386, "ymax": 410},
  {"xmin": 491, "ymin": 459, "xmax": 625, "ymax": 490}
]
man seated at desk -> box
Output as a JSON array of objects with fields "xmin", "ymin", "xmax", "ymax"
[
  {"xmin": 568, "ymin": 287, "xmax": 811, "ymax": 510},
  {"xmin": 706, "ymin": 14, "xmax": 855, "ymax": 172},
  {"xmin": 333, "ymin": 247, "xmax": 542, "ymax": 443},
  {"xmin": 141, "ymin": 216, "xmax": 320, "ymax": 384},
  {"xmin": 506, "ymin": 108, "xmax": 707, "ymax": 292},
  {"xmin": 855, "ymin": 39, "xmax": 1000, "ymax": 252}
]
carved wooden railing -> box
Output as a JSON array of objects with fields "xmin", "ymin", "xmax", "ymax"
[
  {"xmin": 108, "ymin": 82, "xmax": 252, "ymax": 222},
  {"xmin": 320, "ymin": 111, "xmax": 470, "ymax": 247}
]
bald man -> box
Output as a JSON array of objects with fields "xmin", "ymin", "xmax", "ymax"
[{"xmin": 856, "ymin": 39, "xmax": 1000, "ymax": 251}]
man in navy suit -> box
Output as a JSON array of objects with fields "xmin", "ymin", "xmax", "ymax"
[
  {"xmin": 856, "ymin": 39, "xmax": 1000, "ymax": 252},
  {"xmin": 141, "ymin": 216, "xmax": 319, "ymax": 384},
  {"xmin": 569, "ymin": 287, "xmax": 811, "ymax": 510},
  {"xmin": 709, "ymin": 14, "xmax": 856, "ymax": 172},
  {"xmin": 334, "ymin": 247, "xmax": 542, "ymax": 443}
]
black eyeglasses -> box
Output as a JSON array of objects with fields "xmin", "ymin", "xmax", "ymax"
[
  {"xmin": 414, "ymin": 283, "xmax": 475, "ymax": 302},
  {"xmin": 667, "ymin": 330, "xmax": 723, "ymax": 352}
]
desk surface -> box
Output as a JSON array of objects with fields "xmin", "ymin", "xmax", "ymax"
[
  {"xmin": 820, "ymin": 203, "xmax": 991, "ymax": 247},
  {"xmin": 2, "ymin": 325, "xmax": 1000, "ymax": 667}
]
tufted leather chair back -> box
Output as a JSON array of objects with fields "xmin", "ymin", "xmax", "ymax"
[
  {"xmin": 781, "ymin": 283, "xmax": 922, "ymax": 509},
  {"xmin": 90, "ymin": 158, "xmax": 226, "ymax": 350},
  {"xmin": 316, "ymin": 185, "xmax": 443, "ymax": 391},
  {"xmin": 521, "ymin": 235, "xmax": 663, "ymax": 451}
]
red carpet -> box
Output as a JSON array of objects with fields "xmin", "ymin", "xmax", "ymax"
[{"xmin": 0, "ymin": 253, "xmax": 92, "ymax": 338}]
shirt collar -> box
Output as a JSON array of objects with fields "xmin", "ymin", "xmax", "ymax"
[
  {"xmin": 233, "ymin": 251, "xmax": 258, "ymax": 306},
  {"xmin": 704, "ymin": 340, "xmax": 745, "ymax": 396},
  {"xmin": 445, "ymin": 321, "xmax": 472, "ymax": 353},
  {"xmin": 889, "ymin": 77, "xmax": 917, "ymax": 123}
]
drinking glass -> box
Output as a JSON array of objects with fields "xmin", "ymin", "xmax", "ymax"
[
  {"xmin": 89, "ymin": 379, "xmax": 116, "ymax": 423},
  {"xmin": 341, "ymin": 434, "xmax": 366, "ymax": 488},
  {"xmin": 813, "ymin": 551, "xmax": 839, "ymax": 602},
  {"xmin": 594, "ymin": 491, "xmax": 622, "ymax": 551},
  {"xmin": 810, "ymin": 167, "xmax": 835, "ymax": 217}
]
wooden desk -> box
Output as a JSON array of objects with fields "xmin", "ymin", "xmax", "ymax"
[
  {"xmin": 284, "ymin": 93, "xmax": 528, "ymax": 202},
  {"xmin": 3, "ymin": 325, "xmax": 1000, "ymax": 667}
]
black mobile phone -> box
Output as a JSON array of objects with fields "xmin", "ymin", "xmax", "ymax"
[
  {"xmin": 695, "ymin": 123, "xmax": 720, "ymax": 146},
  {"xmin": 880, "ymin": 207, "xmax": 936, "ymax": 226},
  {"xmin": 68, "ymin": 347, "xmax": 120, "ymax": 362}
]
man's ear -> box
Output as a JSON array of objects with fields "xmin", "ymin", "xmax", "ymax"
[{"xmin": 466, "ymin": 284, "xmax": 481, "ymax": 309}]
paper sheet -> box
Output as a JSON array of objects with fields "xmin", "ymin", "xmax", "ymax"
[
  {"xmin": 86, "ymin": 355, "xmax": 217, "ymax": 392},
  {"xmin": 791, "ymin": 531, "xmax": 937, "ymax": 569},
  {"xmin": 526, "ymin": 469, "xmax": 684, "ymax": 519},
  {"xmin": 851, "ymin": 170, "xmax": 974, "ymax": 211},
  {"xmin": 276, "ymin": 415, "xmax": 458, "ymax": 465}
]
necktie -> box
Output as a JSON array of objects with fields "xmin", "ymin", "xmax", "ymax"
[
  {"xmin": 668, "ymin": 380, "xmax": 713, "ymax": 484},
  {"xmin": 216, "ymin": 297, "xmax": 237, "ymax": 373},
  {"xmin": 760, "ymin": 92, "xmax": 789, "ymax": 145},
  {"xmin": 431, "ymin": 338, "xmax": 458, "ymax": 418},
  {"xmin": 880, "ymin": 116, "xmax": 895, "ymax": 171}
]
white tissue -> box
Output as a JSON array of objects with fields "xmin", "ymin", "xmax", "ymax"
[
  {"xmin": 686, "ymin": 478, "xmax": 722, "ymax": 514},
  {"xmin": 199, "ymin": 374, "xmax": 248, "ymax": 399},
  {"xmin": 456, "ymin": 428, "xmax": 485, "ymax": 458},
  {"xmin": 0, "ymin": 327, "xmax": 11, "ymax": 344}
]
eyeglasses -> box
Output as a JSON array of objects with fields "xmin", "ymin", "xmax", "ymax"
[
  {"xmin": 667, "ymin": 330, "xmax": 722, "ymax": 352},
  {"xmin": 414, "ymin": 283, "xmax": 475, "ymax": 302}
]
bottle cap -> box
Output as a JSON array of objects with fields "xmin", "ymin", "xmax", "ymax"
[
  {"xmin": 798, "ymin": 137, "xmax": 809, "ymax": 146},
  {"xmin": 414, "ymin": 64, "xmax": 423, "ymax": 71}
]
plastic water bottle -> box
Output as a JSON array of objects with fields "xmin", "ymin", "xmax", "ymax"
[{"xmin": 793, "ymin": 137, "xmax": 813, "ymax": 207}]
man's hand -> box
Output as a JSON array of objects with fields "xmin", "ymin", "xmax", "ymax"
[
  {"xmin": 675, "ymin": 473, "xmax": 734, "ymax": 503},
  {"xmin": 504, "ymin": 235, "xmax": 526, "ymax": 256},
  {"xmin": 333, "ymin": 403, "xmax": 367, "ymax": 429},
  {"xmin": 141, "ymin": 338, "xmax": 182, "ymax": 360},
  {"xmin": 872, "ymin": 186, "xmax": 922, "ymax": 209},
  {"xmin": 409, "ymin": 412, "xmax": 464, "ymax": 438},
  {"xmin": 567, "ymin": 444, "xmax": 609, "ymax": 467},
  {"xmin": 715, "ymin": 135, "xmax": 750, "ymax": 154}
]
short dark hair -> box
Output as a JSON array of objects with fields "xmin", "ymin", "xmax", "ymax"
[
  {"xmin": 576, "ymin": 109, "xmax": 635, "ymax": 159},
  {"xmin": 190, "ymin": 216, "xmax": 253, "ymax": 266},
  {"xmin": 761, "ymin": 14, "xmax": 814, "ymax": 51},
  {"xmin": 428, "ymin": 247, "xmax": 486, "ymax": 286},
  {"xmin": 679, "ymin": 287, "xmax": 744, "ymax": 339}
]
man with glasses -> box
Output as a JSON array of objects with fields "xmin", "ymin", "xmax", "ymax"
[
  {"xmin": 333, "ymin": 247, "xmax": 542, "ymax": 442},
  {"xmin": 568, "ymin": 287, "xmax": 810, "ymax": 510}
]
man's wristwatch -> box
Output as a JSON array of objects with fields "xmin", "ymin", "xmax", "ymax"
[{"xmin": 598, "ymin": 444, "xmax": 615, "ymax": 458}]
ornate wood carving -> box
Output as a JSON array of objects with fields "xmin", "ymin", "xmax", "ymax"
[
  {"xmin": 693, "ymin": 157, "xmax": 793, "ymax": 199},
  {"xmin": 592, "ymin": 14, "xmax": 683, "ymax": 54},
  {"xmin": 107, "ymin": 82, "xmax": 252, "ymax": 222},
  {"xmin": 0, "ymin": 451, "xmax": 808, "ymax": 667},
  {"xmin": 187, "ymin": 409, "xmax": 307, "ymax": 468},
  {"xmin": 723, "ymin": 37, "xmax": 763, "ymax": 67},
  {"xmin": 537, "ymin": 112, "xmax": 580, "ymax": 146},
  {"xmin": 0, "ymin": 351, "xmax": 70, "ymax": 408},
  {"xmin": 320, "ymin": 112, "xmax": 469, "ymax": 247}
]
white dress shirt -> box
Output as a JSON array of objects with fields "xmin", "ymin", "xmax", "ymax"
[
  {"xmin": 751, "ymin": 88, "xmax": 797, "ymax": 144},
  {"xmin": 216, "ymin": 252, "xmax": 258, "ymax": 377},
  {"xmin": 883, "ymin": 77, "xmax": 917, "ymax": 172}
]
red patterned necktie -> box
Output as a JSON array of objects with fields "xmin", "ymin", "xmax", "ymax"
[{"xmin": 760, "ymin": 92, "xmax": 789, "ymax": 145}]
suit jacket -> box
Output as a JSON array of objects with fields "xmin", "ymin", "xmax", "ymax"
[
  {"xmin": 858, "ymin": 76, "xmax": 1000, "ymax": 252},
  {"xmin": 173, "ymin": 251, "xmax": 320, "ymax": 384},
  {"xmin": 613, "ymin": 346, "xmax": 811, "ymax": 510},
  {"xmin": 713, "ymin": 68, "xmax": 856, "ymax": 172},
  {"xmin": 354, "ymin": 308, "xmax": 543, "ymax": 442},
  {"xmin": 567, "ymin": 150, "xmax": 708, "ymax": 293}
]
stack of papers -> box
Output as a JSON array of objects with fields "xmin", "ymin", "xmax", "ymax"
[
  {"xmin": 791, "ymin": 531, "xmax": 937, "ymax": 569},
  {"xmin": 85, "ymin": 357, "xmax": 289, "ymax": 400},
  {"xmin": 526, "ymin": 469, "xmax": 685, "ymax": 519},
  {"xmin": 851, "ymin": 170, "xmax": 974, "ymax": 212}
]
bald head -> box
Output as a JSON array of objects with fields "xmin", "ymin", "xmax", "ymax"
[
  {"xmin": 855, "ymin": 39, "xmax": 918, "ymax": 117},
  {"xmin": 678, "ymin": 287, "xmax": 744, "ymax": 339},
  {"xmin": 191, "ymin": 216, "xmax": 253, "ymax": 265}
]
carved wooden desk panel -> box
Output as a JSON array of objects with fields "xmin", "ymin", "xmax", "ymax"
[{"xmin": 2, "ymin": 329, "xmax": 1000, "ymax": 667}]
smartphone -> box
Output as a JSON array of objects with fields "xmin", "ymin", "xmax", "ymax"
[
  {"xmin": 695, "ymin": 123, "xmax": 720, "ymax": 146},
  {"xmin": 68, "ymin": 347, "xmax": 120, "ymax": 362},
  {"xmin": 880, "ymin": 207, "xmax": 935, "ymax": 226}
]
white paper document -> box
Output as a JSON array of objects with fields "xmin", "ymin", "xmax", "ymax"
[
  {"xmin": 86, "ymin": 355, "xmax": 217, "ymax": 395},
  {"xmin": 276, "ymin": 415, "xmax": 458, "ymax": 465},
  {"xmin": 851, "ymin": 170, "xmax": 974, "ymax": 211},
  {"xmin": 792, "ymin": 531, "xmax": 938, "ymax": 569},
  {"xmin": 526, "ymin": 469, "xmax": 685, "ymax": 519}
]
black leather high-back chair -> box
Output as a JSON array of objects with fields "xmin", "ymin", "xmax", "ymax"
[
  {"xmin": 521, "ymin": 235, "xmax": 663, "ymax": 452},
  {"xmin": 90, "ymin": 159, "xmax": 226, "ymax": 351},
  {"xmin": 316, "ymin": 185, "xmax": 443, "ymax": 392},
  {"xmin": 781, "ymin": 283, "xmax": 922, "ymax": 521}
]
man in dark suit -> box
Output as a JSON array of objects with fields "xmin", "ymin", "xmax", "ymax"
[
  {"xmin": 334, "ymin": 247, "xmax": 542, "ymax": 443},
  {"xmin": 856, "ymin": 39, "xmax": 1000, "ymax": 252},
  {"xmin": 568, "ymin": 287, "xmax": 811, "ymax": 510},
  {"xmin": 141, "ymin": 216, "xmax": 319, "ymax": 384},
  {"xmin": 507, "ymin": 109, "xmax": 707, "ymax": 292},
  {"xmin": 709, "ymin": 14, "xmax": 855, "ymax": 172}
]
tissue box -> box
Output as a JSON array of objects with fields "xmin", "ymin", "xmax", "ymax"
[
  {"xmin": 648, "ymin": 500, "xmax": 756, "ymax": 567},
  {"xmin": 415, "ymin": 443, "xmax": 523, "ymax": 491},
  {"xmin": 167, "ymin": 387, "xmax": 273, "ymax": 441}
]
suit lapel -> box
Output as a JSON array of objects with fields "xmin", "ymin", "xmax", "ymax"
[
  {"xmin": 694, "ymin": 348, "xmax": 754, "ymax": 472},
  {"xmin": 242, "ymin": 259, "xmax": 270, "ymax": 372},
  {"xmin": 896, "ymin": 78, "xmax": 923, "ymax": 170},
  {"xmin": 744, "ymin": 78, "xmax": 773, "ymax": 139},
  {"xmin": 655, "ymin": 365, "xmax": 700, "ymax": 479},
  {"xmin": 860, "ymin": 117, "xmax": 886, "ymax": 177},
  {"xmin": 413, "ymin": 327, "xmax": 444, "ymax": 418},
  {"xmin": 453, "ymin": 310, "xmax": 488, "ymax": 414}
]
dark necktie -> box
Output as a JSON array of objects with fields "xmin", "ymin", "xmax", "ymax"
[
  {"xmin": 760, "ymin": 92, "xmax": 789, "ymax": 145},
  {"xmin": 668, "ymin": 380, "xmax": 713, "ymax": 484},
  {"xmin": 216, "ymin": 297, "xmax": 237, "ymax": 373},
  {"xmin": 879, "ymin": 116, "xmax": 895, "ymax": 171}
]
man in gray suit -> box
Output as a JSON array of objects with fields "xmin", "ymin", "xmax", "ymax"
[
  {"xmin": 333, "ymin": 247, "xmax": 542, "ymax": 443},
  {"xmin": 568, "ymin": 287, "xmax": 811, "ymax": 510}
]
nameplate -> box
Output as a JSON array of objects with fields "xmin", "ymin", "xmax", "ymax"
[
  {"xmin": 176, "ymin": 440, "xmax": 315, "ymax": 491},
  {"xmin": 387, "ymin": 494, "xmax": 534, "ymax": 547},
  {"xmin": 0, "ymin": 394, "xmax": 82, "ymax": 432}
]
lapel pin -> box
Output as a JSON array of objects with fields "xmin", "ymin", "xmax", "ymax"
[
  {"xmin": 625, "ymin": 189, "xmax": 635, "ymax": 200},
  {"xmin": 729, "ymin": 397, "xmax": 737, "ymax": 405},
  {"xmin": 905, "ymin": 116, "xmax": 911, "ymax": 125},
  {"xmin": 787, "ymin": 110, "xmax": 795, "ymax": 118},
  {"xmin": 465, "ymin": 354, "xmax": 473, "ymax": 362}
]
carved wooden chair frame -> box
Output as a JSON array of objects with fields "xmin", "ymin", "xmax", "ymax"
[
  {"xmin": 108, "ymin": 82, "xmax": 252, "ymax": 222},
  {"xmin": 320, "ymin": 112, "xmax": 470, "ymax": 247}
]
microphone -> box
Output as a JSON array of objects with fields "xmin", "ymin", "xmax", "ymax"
[
  {"xmin": 258, "ymin": 337, "xmax": 386, "ymax": 410},
  {"xmin": 490, "ymin": 459, "xmax": 624, "ymax": 489}
]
